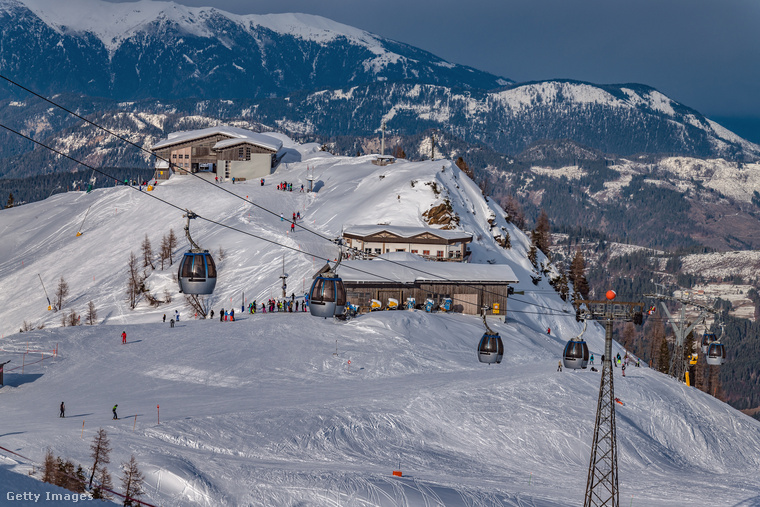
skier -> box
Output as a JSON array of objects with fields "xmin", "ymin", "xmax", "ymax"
[
  {"xmin": 175, "ymin": 310, "xmax": 180, "ymax": 322},
  {"xmin": 261, "ymin": 178, "xmax": 264, "ymax": 186},
  {"xmin": 295, "ymin": 301, "xmax": 299, "ymax": 312},
  {"xmin": 547, "ymin": 327, "xmax": 551, "ymax": 335},
  {"xmin": 170, "ymin": 318, "xmax": 175, "ymax": 328},
  {"xmin": 290, "ymin": 222, "xmax": 295, "ymax": 233},
  {"xmin": 232, "ymin": 177, "xmax": 235, "ymax": 184},
  {"xmin": 220, "ymin": 308, "xmax": 224, "ymax": 322},
  {"xmin": 297, "ymin": 211, "xmax": 301, "ymax": 219},
  {"xmin": 622, "ymin": 363, "xmax": 626, "ymax": 377},
  {"xmin": 60, "ymin": 402, "xmax": 65, "ymax": 418},
  {"xmin": 210, "ymin": 310, "xmax": 214, "ymax": 319},
  {"xmin": 215, "ymin": 176, "xmax": 218, "ymax": 183},
  {"xmin": 112, "ymin": 405, "xmax": 118, "ymax": 420},
  {"xmin": 557, "ymin": 360, "xmax": 562, "ymax": 372},
  {"xmin": 300, "ymin": 184, "xmax": 304, "ymax": 192},
  {"xmin": 280, "ymin": 213, "xmax": 284, "ymax": 221},
  {"xmin": 122, "ymin": 330, "xmax": 127, "ymax": 344},
  {"xmin": 590, "ymin": 354, "xmax": 594, "ymax": 365},
  {"xmin": 230, "ymin": 309, "xmax": 235, "ymax": 322},
  {"xmin": 163, "ymin": 314, "xmax": 166, "ymax": 323}
]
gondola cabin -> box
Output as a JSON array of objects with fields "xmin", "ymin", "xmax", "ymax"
[
  {"xmin": 478, "ymin": 332, "xmax": 504, "ymax": 364},
  {"xmin": 562, "ymin": 339, "xmax": 590, "ymax": 370},
  {"xmin": 706, "ymin": 342, "xmax": 726, "ymax": 366},
  {"xmin": 308, "ymin": 275, "xmax": 346, "ymax": 318},
  {"xmin": 701, "ymin": 332, "xmax": 717, "ymax": 354},
  {"xmin": 178, "ymin": 252, "xmax": 217, "ymax": 295}
]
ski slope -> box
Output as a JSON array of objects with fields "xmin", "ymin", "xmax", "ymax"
[{"xmin": 1, "ymin": 138, "xmax": 760, "ymax": 506}]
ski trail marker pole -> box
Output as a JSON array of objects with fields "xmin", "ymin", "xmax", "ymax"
[
  {"xmin": 133, "ymin": 415, "xmax": 137, "ymax": 431},
  {"xmin": 81, "ymin": 420, "xmax": 84, "ymax": 439},
  {"xmin": 157, "ymin": 405, "xmax": 160, "ymax": 425}
]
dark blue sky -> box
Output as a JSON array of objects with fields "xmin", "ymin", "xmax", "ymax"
[{"xmin": 107, "ymin": 0, "xmax": 760, "ymax": 140}]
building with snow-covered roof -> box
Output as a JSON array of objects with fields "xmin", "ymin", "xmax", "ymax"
[
  {"xmin": 150, "ymin": 126, "xmax": 284, "ymax": 181},
  {"xmin": 343, "ymin": 225, "xmax": 472, "ymax": 261},
  {"xmin": 337, "ymin": 256, "xmax": 517, "ymax": 314}
]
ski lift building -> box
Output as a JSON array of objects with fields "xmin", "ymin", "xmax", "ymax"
[
  {"xmin": 342, "ymin": 225, "xmax": 472, "ymax": 261},
  {"xmin": 150, "ymin": 126, "xmax": 283, "ymax": 181},
  {"xmin": 337, "ymin": 253, "xmax": 518, "ymax": 315}
]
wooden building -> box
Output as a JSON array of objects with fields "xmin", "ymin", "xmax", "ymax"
[
  {"xmin": 337, "ymin": 254, "xmax": 518, "ymax": 315},
  {"xmin": 343, "ymin": 225, "xmax": 472, "ymax": 261},
  {"xmin": 150, "ymin": 126, "xmax": 283, "ymax": 180}
]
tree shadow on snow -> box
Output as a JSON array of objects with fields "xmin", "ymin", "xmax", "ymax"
[{"xmin": 2, "ymin": 373, "xmax": 43, "ymax": 387}]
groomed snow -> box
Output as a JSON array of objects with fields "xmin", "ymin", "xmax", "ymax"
[{"xmin": 1, "ymin": 139, "xmax": 759, "ymax": 506}]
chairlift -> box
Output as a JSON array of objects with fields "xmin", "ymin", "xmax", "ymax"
[
  {"xmin": 177, "ymin": 211, "xmax": 217, "ymax": 295},
  {"xmin": 308, "ymin": 246, "xmax": 346, "ymax": 319},
  {"xmin": 562, "ymin": 319, "xmax": 590, "ymax": 370},
  {"xmin": 478, "ymin": 307, "xmax": 503, "ymax": 364}
]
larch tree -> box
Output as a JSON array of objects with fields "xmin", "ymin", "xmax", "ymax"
[
  {"xmin": 569, "ymin": 248, "xmax": 590, "ymax": 300},
  {"xmin": 120, "ymin": 455, "xmax": 145, "ymax": 507},
  {"xmin": 54, "ymin": 276, "xmax": 69, "ymax": 311},
  {"xmin": 141, "ymin": 234, "xmax": 154, "ymax": 269},
  {"xmin": 531, "ymin": 209, "xmax": 552, "ymax": 258},
  {"xmin": 89, "ymin": 428, "xmax": 111, "ymax": 489},
  {"xmin": 167, "ymin": 229, "xmax": 178, "ymax": 266},
  {"xmin": 86, "ymin": 300, "xmax": 97, "ymax": 325}
]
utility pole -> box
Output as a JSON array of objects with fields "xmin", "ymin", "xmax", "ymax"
[
  {"xmin": 644, "ymin": 285, "xmax": 717, "ymax": 382},
  {"xmin": 279, "ymin": 254, "xmax": 288, "ymax": 299},
  {"xmin": 577, "ymin": 292, "xmax": 644, "ymax": 507}
]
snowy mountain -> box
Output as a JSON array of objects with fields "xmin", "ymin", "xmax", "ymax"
[
  {"xmin": 0, "ymin": 0, "xmax": 508, "ymax": 101},
  {"xmin": 1, "ymin": 137, "xmax": 760, "ymax": 505}
]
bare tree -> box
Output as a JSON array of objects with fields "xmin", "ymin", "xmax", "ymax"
[
  {"xmin": 92, "ymin": 465, "xmax": 113, "ymax": 500},
  {"xmin": 167, "ymin": 229, "xmax": 178, "ymax": 266},
  {"xmin": 42, "ymin": 448, "xmax": 56, "ymax": 484},
  {"xmin": 502, "ymin": 195, "xmax": 526, "ymax": 230},
  {"xmin": 141, "ymin": 234, "xmax": 154, "ymax": 269},
  {"xmin": 66, "ymin": 309, "xmax": 79, "ymax": 327},
  {"xmin": 89, "ymin": 428, "xmax": 111, "ymax": 489},
  {"xmin": 55, "ymin": 276, "xmax": 69, "ymax": 311},
  {"xmin": 86, "ymin": 301, "xmax": 97, "ymax": 325},
  {"xmin": 126, "ymin": 252, "xmax": 143, "ymax": 309},
  {"xmin": 185, "ymin": 294, "xmax": 209, "ymax": 318},
  {"xmin": 120, "ymin": 455, "xmax": 144, "ymax": 507},
  {"xmin": 159, "ymin": 234, "xmax": 170, "ymax": 270}
]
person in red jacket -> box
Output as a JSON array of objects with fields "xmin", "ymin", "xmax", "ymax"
[{"xmin": 121, "ymin": 331, "xmax": 127, "ymax": 344}]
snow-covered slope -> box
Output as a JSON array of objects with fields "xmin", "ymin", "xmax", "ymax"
[{"xmin": 1, "ymin": 141, "xmax": 760, "ymax": 506}]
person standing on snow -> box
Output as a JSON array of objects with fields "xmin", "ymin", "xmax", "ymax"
[
  {"xmin": 590, "ymin": 354, "xmax": 594, "ymax": 365},
  {"xmin": 163, "ymin": 314, "xmax": 166, "ymax": 323},
  {"xmin": 557, "ymin": 360, "xmax": 562, "ymax": 372},
  {"xmin": 60, "ymin": 402, "xmax": 65, "ymax": 418},
  {"xmin": 170, "ymin": 318, "xmax": 175, "ymax": 328},
  {"xmin": 290, "ymin": 222, "xmax": 295, "ymax": 233},
  {"xmin": 220, "ymin": 308, "xmax": 224, "ymax": 322},
  {"xmin": 175, "ymin": 310, "xmax": 180, "ymax": 322},
  {"xmin": 112, "ymin": 405, "xmax": 118, "ymax": 420},
  {"xmin": 122, "ymin": 331, "xmax": 127, "ymax": 344}
]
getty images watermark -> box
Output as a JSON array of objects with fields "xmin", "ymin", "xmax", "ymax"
[{"xmin": 6, "ymin": 491, "xmax": 93, "ymax": 502}]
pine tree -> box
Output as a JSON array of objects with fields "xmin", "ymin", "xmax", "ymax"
[
  {"xmin": 66, "ymin": 308, "xmax": 79, "ymax": 326},
  {"xmin": 55, "ymin": 276, "xmax": 69, "ymax": 312},
  {"xmin": 141, "ymin": 234, "xmax": 154, "ymax": 269},
  {"xmin": 569, "ymin": 248, "xmax": 590, "ymax": 299},
  {"xmin": 120, "ymin": 455, "xmax": 144, "ymax": 507},
  {"xmin": 5, "ymin": 191, "xmax": 14, "ymax": 209},
  {"xmin": 89, "ymin": 428, "xmax": 111, "ymax": 489},
  {"xmin": 86, "ymin": 300, "xmax": 97, "ymax": 325},
  {"xmin": 42, "ymin": 448, "xmax": 56, "ymax": 484}
]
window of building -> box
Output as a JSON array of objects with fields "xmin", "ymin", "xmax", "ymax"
[
  {"xmin": 364, "ymin": 248, "xmax": 372, "ymax": 254},
  {"xmin": 374, "ymin": 248, "xmax": 382, "ymax": 254},
  {"xmin": 245, "ymin": 147, "xmax": 251, "ymax": 161},
  {"xmin": 172, "ymin": 154, "xmax": 177, "ymax": 159},
  {"xmin": 184, "ymin": 154, "xmax": 189, "ymax": 159},
  {"xmin": 411, "ymin": 250, "xmax": 418, "ymax": 254},
  {"xmin": 422, "ymin": 250, "xmax": 430, "ymax": 256},
  {"xmin": 455, "ymin": 251, "xmax": 461, "ymax": 258},
  {"xmin": 238, "ymin": 147, "xmax": 244, "ymax": 160},
  {"xmin": 437, "ymin": 251, "xmax": 444, "ymax": 257},
  {"xmin": 396, "ymin": 249, "xmax": 405, "ymax": 252}
]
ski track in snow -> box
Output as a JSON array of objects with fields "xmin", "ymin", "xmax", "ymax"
[{"xmin": 0, "ymin": 139, "xmax": 759, "ymax": 505}]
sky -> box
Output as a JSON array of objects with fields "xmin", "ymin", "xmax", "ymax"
[{"xmin": 103, "ymin": 0, "xmax": 760, "ymax": 140}]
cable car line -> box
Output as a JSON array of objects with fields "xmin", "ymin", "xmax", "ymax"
[{"xmin": 0, "ymin": 122, "xmax": 586, "ymax": 319}]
